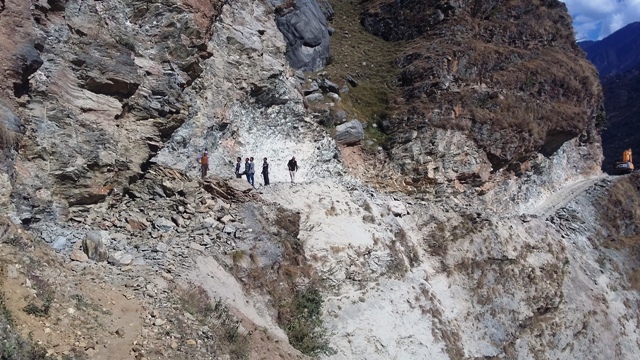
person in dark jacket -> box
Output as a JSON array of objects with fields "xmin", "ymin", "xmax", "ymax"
[
  {"xmin": 247, "ymin": 157, "xmax": 255, "ymax": 187},
  {"xmin": 287, "ymin": 156, "xmax": 298, "ymax": 183},
  {"xmin": 235, "ymin": 157, "xmax": 242, "ymax": 178},
  {"xmin": 262, "ymin": 158, "xmax": 270, "ymax": 186},
  {"xmin": 243, "ymin": 158, "xmax": 250, "ymax": 183}
]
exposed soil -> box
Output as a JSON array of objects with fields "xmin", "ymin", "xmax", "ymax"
[{"xmin": 1, "ymin": 245, "xmax": 144, "ymax": 359}]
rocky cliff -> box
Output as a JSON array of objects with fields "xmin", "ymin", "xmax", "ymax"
[
  {"xmin": 360, "ymin": 0, "xmax": 602, "ymax": 191},
  {"xmin": 1, "ymin": 1, "xmax": 639, "ymax": 360},
  {"xmin": 579, "ymin": 22, "xmax": 640, "ymax": 172}
]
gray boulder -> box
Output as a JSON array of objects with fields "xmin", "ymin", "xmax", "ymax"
[
  {"xmin": 82, "ymin": 231, "xmax": 109, "ymax": 262},
  {"xmin": 271, "ymin": 0, "xmax": 330, "ymax": 72},
  {"xmin": 154, "ymin": 217, "xmax": 176, "ymax": 232},
  {"xmin": 305, "ymin": 93, "xmax": 324, "ymax": 102},
  {"xmin": 302, "ymin": 81, "xmax": 320, "ymax": 95},
  {"xmin": 51, "ymin": 237, "xmax": 68, "ymax": 252},
  {"xmin": 108, "ymin": 251, "xmax": 134, "ymax": 266},
  {"xmin": 335, "ymin": 120, "xmax": 364, "ymax": 146}
]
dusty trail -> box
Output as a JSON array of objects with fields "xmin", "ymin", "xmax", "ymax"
[{"xmin": 531, "ymin": 174, "xmax": 610, "ymax": 220}]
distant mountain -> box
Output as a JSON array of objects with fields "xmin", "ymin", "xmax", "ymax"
[
  {"xmin": 578, "ymin": 22, "xmax": 640, "ymax": 77},
  {"xmin": 580, "ymin": 22, "xmax": 640, "ymax": 172}
]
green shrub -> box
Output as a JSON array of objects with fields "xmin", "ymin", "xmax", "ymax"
[{"xmin": 281, "ymin": 287, "xmax": 333, "ymax": 356}]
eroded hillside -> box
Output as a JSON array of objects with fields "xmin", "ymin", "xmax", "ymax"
[{"xmin": 1, "ymin": 0, "xmax": 639, "ymax": 359}]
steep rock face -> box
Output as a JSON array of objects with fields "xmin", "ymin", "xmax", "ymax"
[
  {"xmin": 361, "ymin": 0, "xmax": 602, "ymax": 188},
  {"xmin": 1, "ymin": 0, "xmax": 225, "ymax": 222},
  {"xmin": 154, "ymin": 0, "xmax": 342, "ymax": 184},
  {"xmin": 270, "ymin": 0, "xmax": 332, "ymax": 72}
]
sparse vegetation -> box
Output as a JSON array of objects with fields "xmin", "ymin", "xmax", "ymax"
[
  {"xmin": 362, "ymin": 214, "xmax": 376, "ymax": 223},
  {"xmin": 325, "ymin": 202, "xmax": 337, "ymax": 216},
  {"xmin": 22, "ymin": 295, "xmax": 53, "ymax": 318},
  {"xmin": 321, "ymin": 0, "xmax": 403, "ymax": 133},
  {"xmin": 175, "ymin": 284, "xmax": 250, "ymax": 359},
  {"xmin": 596, "ymin": 174, "xmax": 640, "ymax": 289},
  {"xmin": 243, "ymin": 207, "xmax": 333, "ymax": 356},
  {"xmin": 426, "ymin": 217, "xmax": 478, "ymax": 258},
  {"xmin": 22, "ymin": 271, "xmax": 55, "ymax": 318},
  {"xmin": 0, "ymin": 217, "xmax": 32, "ymax": 249},
  {"xmin": 386, "ymin": 239, "xmax": 408, "ymax": 276},
  {"xmin": 362, "ymin": 201, "xmax": 373, "ymax": 213},
  {"xmin": 231, "ymin": 249, "xmax": 248, "ymax": 265},
  {"xmin": 275, "ymin": 207, "xmax": 301, "ymax": 237},
  {"xmin": 280, "ymin": 287, "xmax": 332, "ymax": 356},
  {"xmin": 363, "ymin": 124, "xmax": 390, "ymax": 151},
  {"xmin": 0, "ymin": 290, "xmax": 48, "ymax": 359}
]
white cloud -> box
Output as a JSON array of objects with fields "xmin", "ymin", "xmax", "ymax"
[{"xmin": 561, "ymin": 0, "xmax": 640, "ymax": 40}]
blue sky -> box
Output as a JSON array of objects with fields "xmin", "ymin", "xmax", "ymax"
[{"xmin": 561, "ymin": 0, "xmax": 640, "ymax": 40}]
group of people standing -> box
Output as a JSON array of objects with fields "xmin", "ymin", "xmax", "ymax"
[
  {"xmin": 234, "ymin": 156, "xmax": 299, "ymax": 187},
  {"xmin": 235, "ymin": 157, "xmax": 265, "ymax": 187},
  {"xmin": 198, "ymin": 149, "xmax": 299, "ymax": 186}
]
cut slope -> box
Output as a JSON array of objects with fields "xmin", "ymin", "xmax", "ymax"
[{"xmin": 358, "ymin": 0, "xmax": 603, "ymax": 186}]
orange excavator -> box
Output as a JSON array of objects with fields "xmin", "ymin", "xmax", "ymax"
[{"xmin": 614, "ymin": 148, "xmax": 635, "ymax": 174}]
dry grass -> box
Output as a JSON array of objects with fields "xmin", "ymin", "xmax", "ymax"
[
  {"xmin": 275, "ymin": 207, "xmax": 301, "ymax": 237},
  {"xmin": 325, "ymin": 202, "xmax": 337, "ymax": 216},
  {"xmin": 320, "ymin": 0, "xmax": 404, "ymax": 125},
  {"xmin": 353, "ymin": 0, "xmax": 601, "ymax": 170},
  {"xmin": 231, "ymin": 249, "xmax": 248, "ymax": 265},
  {"xmin": 22, "ymin": 271, "xmax": 55, "ymax": 318},
  {"xmin": 0, "ymin": 290, "xmax": 48, "ymax": 359},
  {"xmin": 175, "ymin": 284, "xmax": 250, "ymax": 359},
  {"xmin": 0, "ymin": 216, "xmax": 33, "ymax": 250},
  {"xmin": 0, "ymin": 219, "xmax": 48, "ymax": 359},
  {"xmin": 362, "ymin": 214, "xmax": 376, "ymax": 223},
  {"xmin": 0, "ymin": 122, "xmax": 19, "ymax": 149},
  {"xmin": 596, "ymin": 174, "xmax": 640, "ymax": 290},
  {"xmin": 598, "ymin": 174, "xmax": 640, "ymax": 242}
]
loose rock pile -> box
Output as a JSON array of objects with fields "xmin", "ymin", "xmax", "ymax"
[{"xmin": 19, "ymin": 165, "xmax": 306, "ymax": 359}]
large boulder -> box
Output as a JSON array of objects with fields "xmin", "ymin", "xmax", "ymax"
[
  {"xmin": 82, "ymin": 231, "xmax": 109, "ymax": 262},
  {"xmin": 271, "ymin": 0, "xmax": 330, "ymax": 71},
  {"xmin": 335, "ymin": 120, "xmax": 364, "ymax": 146}
]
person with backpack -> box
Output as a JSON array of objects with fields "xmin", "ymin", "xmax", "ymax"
[
  {"xmin": 198, "ymin": 149, "xmax": 209, "ymax": 179},
  {"xmin": 247, "ymin": 157, "xmax": 256, "ymax": 187},
  {"xmin": 262, "ymin": 158, "xmax": 270, "ymax": 186},
  {"xmin": 235, "ymin": 157, "xmax": 242, "ymax": 178},
  {"xmin": 287, "ymin": 156, "xmax": 298, "ymax": 183}
]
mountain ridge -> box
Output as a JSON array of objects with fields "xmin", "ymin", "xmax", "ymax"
[{"xmin": 578, "ymin": 21, "xmax": 640, "ymax": 77}]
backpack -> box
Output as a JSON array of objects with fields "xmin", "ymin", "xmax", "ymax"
[{"xmin": 201, "ymin": 153, "xmax": 209, "ymax": 165}]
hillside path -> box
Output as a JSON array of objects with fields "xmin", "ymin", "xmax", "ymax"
[{"xmin": 532, "ymin": 175, "xmax": 609, "ymax": 220}]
